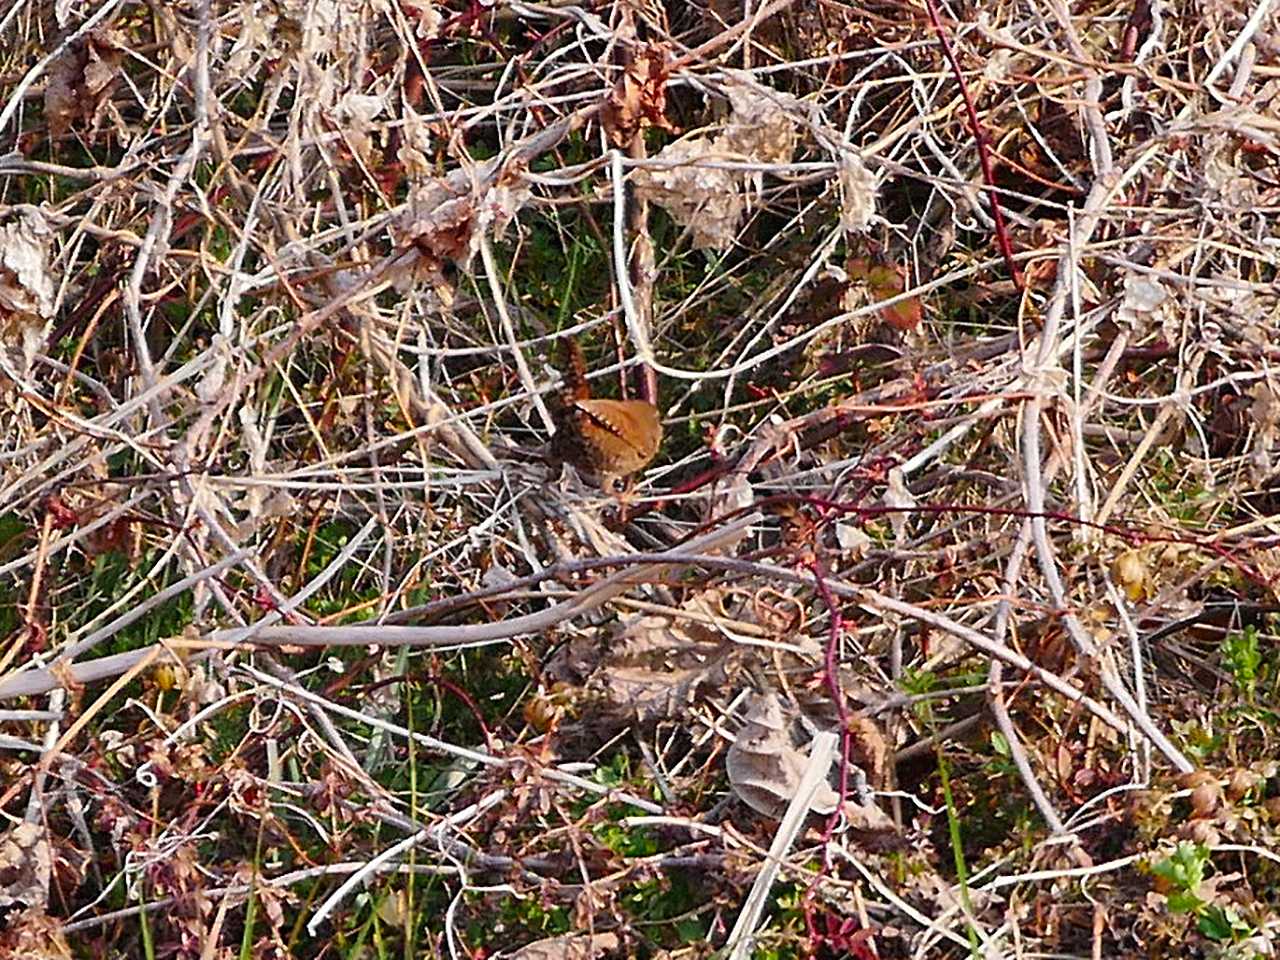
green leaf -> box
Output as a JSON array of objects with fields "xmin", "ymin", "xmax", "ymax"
[
  {"xmin": 1166, "ymin": 889, "xmax": 1204, "ymax": 915},
  {"xmin": 1151, "ymin": 841, "xmax": 1211, "ymax": 914},
  {"xmin": 675, "ymin": 918, "xmax": 705, "ymax": 943},
  {"xmin": 1197, "ymin": 905, "xmax": 1245, "ymax": 942}
]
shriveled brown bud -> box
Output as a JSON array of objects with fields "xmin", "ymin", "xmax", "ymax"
[
  {"xmin": 1225, "ymin": 768, "xmax": 1261, "ymax": 802},
  {"xmin": 1183, "ymin": 819, "xmax": 1220, "ymax": 846},
  {"xmin": 1178, "ymin": 769, "xmax": 1216, "ymax": 790},
  {"xmin": 1189, "ymin": 781, "xmax": 1222, "ymax": 817}
]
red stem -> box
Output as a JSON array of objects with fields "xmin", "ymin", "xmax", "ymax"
[
  {"xmin": 798, "ymin": 555, "xmax": 880, "ymax": 956},
  {"xmin": 919, "ymin": 0, "xmax": 1023, "ymax": 289}
]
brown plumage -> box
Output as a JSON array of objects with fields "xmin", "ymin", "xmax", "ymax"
[{"xmin": 549, "ymin": 339, "xmax": 662, "ymax": 485}]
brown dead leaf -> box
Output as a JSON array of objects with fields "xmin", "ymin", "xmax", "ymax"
[
  {"xmin": 719, "ymin": 80, "xmax": 798, "ymax": 166},
  {"xmin": 0, "ymin": 210, "xmax": 58, "ymax": 376},
  {"xmin": 572, "ymin": 885, "xmax": 617, "ymax": 937},
  {"xmin": 407, "ymin": 2, "xmax": 443, "ymax": 39},
  {"xmin": 883, "ymin": 466, "xmax": 916, "ymax": 544},
  {"xmin": 404, "ymin": 183, "xmax": 477, "ymax": 263},
  {"xmin": 726, "ymin": 692, "xmax": 840, "ymax": 818},
  {"xmin": 601, "ymin": 45, "xmax": 676, "ymax": 147},
  {"xmin": 390, "ymin": 163, "xmax": 531, "ymax": 305},
  {"xmin": 506, "ymin": 931, "xmax": 620, "ymax": 960},
  {"xmin": 545, "ymin": 593, "xmax": 742, "ymax": 724},
  {"xmin": 146, "ymin": 840, "xmax": 214, "ymax": 936},
  {"xmin": 1248, "ymin": 380, "xmax": 1280, "ymax": 478},
  {"xmin": 522, "ymin": 681, "xmax": 576, "ymax": 733},
  {"xmin": 842, "ymin": 797, "xmax": 899, "ymax": 836},
  {"xmin": 0, "ymin": 906, "xmax": 71, "ymax": 960},
  {"xmin": 397, "ymin": 108, "xmax": 436, "ymax": 179},
  {"xmin": 598, "ymin": 612, "xmax": 737, "ymax": 722},
  {"xmin": 82, "ymin": 510, "xmax": 138, "ymax": 559},
  {"xmin": 1112, "ymin": 548, "xmax": 1150, "ymax": 603},
  {"xmin": 630, "ymin": 79, "xmax": 799, "ymax": 251},
  {"xmin": 0, "ymin": 822, "xmax": 51, "ymax": 911},
  {"xmin": 44, "ymin": 27, "xmax": 124, "ymax": 142},
  {"xmin": 702, "ymin": 469, "xmax": 756, "ymax": 553},
  {"xmin": 632, "ymin": 138, "xmax": 742, "ymax": 249},
  {"xmin": 224, "ymin": 0, "xmax": 279, "ymax": 75},
  {"xmin": 839, "ymin": 153, "xmax": 878, "ymax": 234},
  {"xmin": 48, "ymin": 835, "xmax": 89, "ymax": 900},
  {"xmin": 847, "ymin": 713, "xmax": 890, "ymax": 789}
]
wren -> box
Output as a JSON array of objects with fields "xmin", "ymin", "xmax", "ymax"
[{"xmin": 548, "ymin": 339, "xmax": 661, "ymax": 488}]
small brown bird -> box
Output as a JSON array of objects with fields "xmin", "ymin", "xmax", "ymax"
[{"xmin": 549, "ymin": 339, "xmax": 662, "ymax": 488}]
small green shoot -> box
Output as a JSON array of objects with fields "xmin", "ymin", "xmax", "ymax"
[
  {"xmin": 1150, "ymin": 841, "xmax": 1211, "ymax": 914},
  {"xmin": 1221, "ymin": 624, "xmax": 1262, "ymax": 703}
]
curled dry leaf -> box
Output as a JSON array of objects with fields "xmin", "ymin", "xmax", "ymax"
[
  {"xmin": 225, "ymin": 1, "xmax": 281, "ymax": 75},
  {"xmin": 1189, "ymin": 779, "xmax": 1223, "ymax": 818},
  {"xmin": 1225, "ymin": 767, "xmax": 1262, "ymax": 801},
  {"xmin": 1248, "ymin": 380, "xmax": 1280, "ymax": 479},
  {"xmin": 398, "ymin": 109, "xmax": 436, "ymax": 179},
  {"xmin": 843, "ymin": 793, "xmax": 899, "ymax": 838},
  {"xmin": 1117, "ymin": 273, "xmax": 1169, "ymax": 322},
  {"xmin": 44, "ymin": 27, "xmax": 124, "ymax": 141},
  {"xmin": 341, "ymin": 93, "xmax": 388, "ymax": 128},
  {"xmin": 846, "ymin": 712, "xmax": 891, "ymax": 792},
  {"xmin": 839, "ymin": 153, "xmax": 878, "ymax": 235},
  {"xmin": 333, "ymin": 89, "xmax": 390, "ymax": 164},
  {"xmin": 632, "ymin": 139, "xmax": 742, "ymax": 250},
  {"xmin": 194, "ymin": 334, "xmax": 233, "ymax": 404},
  {"xmin": 631, "ymin": 79, "xmax": 799, "ymax": 251},
  {"xmin": 1203, "ymin": 132, "xmax": 1259, "ymax": 208},
  {"xmin": 597, "ymin": 618, "xmax": 736, "ymax": 722},
  {"xmin": 836, "ymin": 521, "xmax": 872, "ymax": 559},
  {"xmin": 1112, "ymin": 548, "xmax": 1150, "ymax": 603},
  {"xmin": 719, "ymin": 80, "xmax": 798, "ymax": 167},
  {"xmin": 883, "ymin": 467, "xmax": 916, "ymax": 544},
  {"xmin": 399, "ymin": 179, "xmax": 477, "ymax": 265},
  {"xmin": 726, "ymin": 691, "xmax": 840, "ymax": 818},
  {"xmin": 545, "ymin": 592, "xmax": 741, "ymax": 724},
  {"xmin": 0, "ymin": 210, "xmax": 58, "ymax": 377},
  {"xmin": 272, "ymin": 0, "xmax": 372, "ymax": 61},
  {"xmin": 390, "ymin": 163, "xmax": 531, "ymax": 305},
  {"xmin": 601, "ymin": 45, "xmax": 676, "ymax": 147},
  {"xmin": 704, "ymin": 468, "xmax": 756, "ymax": 553},
  {"xmin": 408, "ymin": 1, "xmax": 443, "ymax": 39},
  {"xmin": 505, "ymin": 931, "xmax": 620, "ymax": 960},
  {"xmin": 1115, "ymin": 270, "xmax": 1177, "ymax": 345},
  {"xmin": 48, "ymin": 657, "xmax": 85, "ymax": 698}
]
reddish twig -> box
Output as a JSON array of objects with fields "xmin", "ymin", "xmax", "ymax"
[
  {"xmin": 919, "ymin": 0, "xmax": 1022, "ymax": 288},
  {"xmin": 798, "ymin": 556, "xmax": 882, "ymax": 956},
  {"xmin": 683, "ymin": 492, "xmax": 1274, "ymax": 591}
]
